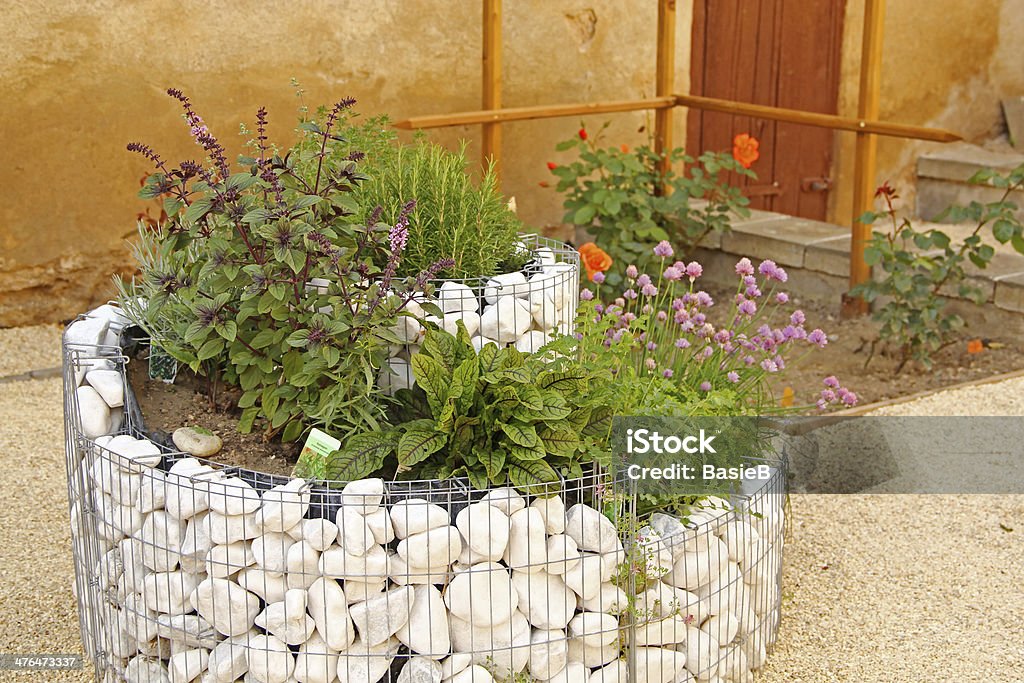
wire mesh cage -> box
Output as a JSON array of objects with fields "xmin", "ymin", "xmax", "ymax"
[
  {"xmin": 380, "ymin": 234, "xmax": 580, "ymax": 393},
  {"xmin": 63, "ymin": 302, "xmax": 786, "ymax": 683}
]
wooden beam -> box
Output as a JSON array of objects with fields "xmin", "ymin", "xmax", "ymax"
[
  {"xmin": 393, "ymin": 97, "xmax": 677, "ymax": 130},
  {"xmin": 654, "ymin": 0, "xmax": 677, "ymax": 189},
  {"xmin": 674, "ymin": 94, "xmax": 959, "ymax": 143},
  {"xmin": 844, "ymin": 0, "xmax": 887, "ymax": 318},
  {"xmin": 482, "ymin": 0, "xmax": 502, "ymax": 177}
]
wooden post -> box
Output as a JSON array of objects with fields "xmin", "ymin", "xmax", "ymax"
[
  {"xmin": 482, "ymin": 0, "xmax": 502, "ymax": 178},
  {"xmin": 844, "ymin": 0, "xmax": 886, "ymax": 318},
  {"xmin": 654, "ymin": 0, "xmax": 676, "ymax": 191}
]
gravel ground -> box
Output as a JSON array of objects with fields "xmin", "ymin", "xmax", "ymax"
[{"xmin": 0, "ymin": 325, "xmax": 1021, "ymax": 682}]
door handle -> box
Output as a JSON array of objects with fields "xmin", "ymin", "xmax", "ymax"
[{"xmin": 801, "ymin": 177, "xmax": 832, "ymax": 192}]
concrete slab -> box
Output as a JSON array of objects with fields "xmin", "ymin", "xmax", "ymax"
[
  {"xmin": 917, "ymin": 142, "xmax": 1024, "ymax": 182},
  {"xmin": 1001, "ymin": 97, "xmax": 1024, "ymax": 151},
  {"xmin": 721, "ymin": 217, "xmax": 848, "ymax": 268},
  {"xmin": 804, "ymin": 235, "xmax": 851, "ymax": 278},
  {"xmin": 994, "ymin": 273, "xmax": 1024, "ymax": 314}
]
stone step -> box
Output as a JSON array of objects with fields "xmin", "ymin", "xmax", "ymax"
[{"xmin": 916, "ymin": 142, "xmax": 1024, "ymax": 221}]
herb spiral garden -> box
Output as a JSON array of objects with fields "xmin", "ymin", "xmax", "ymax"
[{"xmin": 61, "ymin": 91, "xmax": 853, "ymax": 683}]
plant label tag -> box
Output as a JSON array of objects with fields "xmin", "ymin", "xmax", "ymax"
[{"xmin": 296, "ymin": 428, "xmax": 341, "ymax": 479}]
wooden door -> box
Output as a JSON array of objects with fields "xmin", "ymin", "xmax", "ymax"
[{"xmin": 688, "ymin": 0, "xmax": 845, "ymax": 221}]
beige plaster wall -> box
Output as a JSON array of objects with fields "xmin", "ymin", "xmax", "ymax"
[
  {"xmin": 0, "ymin": 1, "xmax": 686, "ymax": 326},
  {"xmin": 829, "ymin": 0, "xmax": 1024, "ymax": 223}
]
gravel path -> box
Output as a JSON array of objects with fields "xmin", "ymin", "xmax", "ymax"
[{"xmin": 0, "ymin": 325, "xmax": 1021, "ymax": 682}]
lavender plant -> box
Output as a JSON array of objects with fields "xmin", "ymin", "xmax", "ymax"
[
  {"xmin": 117, "ymin": 89, "xmax": 452, "ymax": 445},
  {"xmin": 551, "ymin": 242, "xmax": 856, "ymax": 413}
]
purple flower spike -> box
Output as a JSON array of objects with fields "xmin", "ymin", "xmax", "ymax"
[
  {"xmin": 736, "ymin": 257, "xmax": 755, "ymax": 276},
  {"xmin": 654, "ymin": 240, "xmax": 674, "ymax": 258}
]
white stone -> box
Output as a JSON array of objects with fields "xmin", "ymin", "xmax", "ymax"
[
  {"xmin": 206, "ymin": 541, "xmax": 254, "ymax": 578},
  {"xmin": 528, "ymin": 628, "xmax": 569, "ymax": 680},
  {"xmin": 718, "ymin": 521, "xmax": 760, "ymax": 565},
  {"xmin": 122, "ymin": 591, "xmax": 158, "ymax": 643},
  {"xmin": 390, "ymin": 499, "xmax": 450, "ymax": 539},
  {"xmin": 456, "ymin": 502, "xmax": 509, "ymax": 561},
  {"xmin": 335, "ymin": 507, "xmax": 376, "ymax": 555},
  {"xmin": 138, "ymin": 511, "xmax": 187, "ymax": 570},
  {"xmin": 289, "ymin": 518, "xmax": 339, "ymax": 551},
  {"xmin": 66, "ymin": 315, "xmax": 109, "ymax": 353},
  {"xmin": 341, "ymin": 478, "xmax": 385, "ymax": 514},
  {"xmin": 479, "ymin": 297, "xmax": 533, "ymax": 343},
  {"xmin": 77, "ymin": 385, "xmax": 112, "ymax": 438},
  {"xmin": 511, "ymin": 571, "xmax": 576, "ymax": 630},
  {"xmin": 163, "ymin": 468, "xmax": 213, "ymax": 520},
  {"xmin": 205, "ymin": 633, "xmax": 251, "ymax": 682},
  {"xmin": 544, "ymin": 534, "xmax": 581, "ymax": 575},
  {"xmin": 640, "ymin": 584, "xmax": 705, "ymax": 623},
  {"xmin": 247, "ymin": 634, "xmax": 295, "ymax": 683},
  {"xmin": 565, "ymin": 505, "xmax": 620, "ymax": 554},
  {"xmin": 172, "ymin": 426, "xmax": 223, "ymax": 458},
  {"xmin": 207, "ymin": 476, "xmax": 261, "ymax": 516},
  {"xmin": 504, "ymin": 507, "xmax": 546, "ymax": 572},
  {"xmin": 438, "ymin": 310, "xmax": 481, "ymax": 338},
  {"xmin": 349, "ymin": 585, "xmax": 413, "ymax": 646},
  {"xmin": 665, "ymin": 551, "xmax": 713, "ymax": 592},
  {"xmin": 124, "ymin": 656, "xmax": 170, "ymax": 683},
  {"xmin": 96, "ymin": 493, "xmax": 141, "ymax": 542},
  {"xmin": 143, "ymin": 571, "xmax": 200, "ymax": 615},
  {"xmin": 568, "ymin": 612, "xmax": 618, "ymax": 649},
  {"xmin": 86, "ymin": 369, "xmax": 125, "ymax": 408},
  {"xmin": 399, "ymin": 525, "xmax": 462, "ymax": 569},
  {"xmin": 235, "ymin": 567, "xmax": 288, "ymax": 605},
  {"xmin": 515, "ymin": 330, "xmax": 551, "ymax": 353},
  {"xmin": 701, "ymin": 614, "xmax": 738, "ymax": 647},
  {"xmin": 444, "ymin": 561, "xmax": 518, "ymax": 626},
  {"xmin": 192, "ymin": 577, "xmax": 261, "ymax": 637},
  {"xmin": 137, "ymin": 468, "xmax": 167, "ymax": 514},
  {"xmin": 483, "ymin": 272, "xmax": 529, "ymax": 304},
  {"xmin": 110, "ymin": 437, "xmax": 164, "ymax": 470},
  {"xmin": 634, "ymin": 647, "xmax": 687, "ymax": 683},
  {"xmin": 633, "ymin": 615, "xmax": 689, "ymax": 647},
  {"xmin": 92, "ymin": 457, "xmax": 141, "ymax": 505},
  {"xmin": 528, "ymin": 270, "xmax": 567, "ymax": 307},
  {"xmin": 683, "ymin": 627, "xmax": 720, "ymax": 680},
  {"xmin": 389, "ymin": 551, "xmax": 451, "ymax": 585},
  {"xmin": 590, "ymin": 660, "xmax": 627, "ymax": 683},
  {"xmin": 715, "ymin": 646, "xmax": 749, "ymax": 683},
  {"xmin": 580, "ymin": 583, "xmax": 629, "ymax": 615},
  {"xmin": 739, "ymin": 638, "xmax": 767, "ymax": 671},
  {"xmin": 398, "ymin": 656, "xmax": 443, "ymax": 683},
  {"xmin": 319, "ymin": 543, "xmax": 388, "ymax": 580},
  {"xmin": 448, "ymin": 665, "xmax": 495, "ymax": 683},
  {"xmin": 343, "ymin": 579, "xmax": 387, "ymax": 605},
  {"xmin": 529, "ymin": 294, "xmax": 559, "ymax": 332},
  {"xmin": 532, "ymin": 496, "xmax": 566, "ymax": 535},
  {"xmin": 306, "ymin": 577, "xmax": 355, "ymax": 651},
  {"xmin": 179, "ymin": 512, "xmax": 213, "ymax": 573},
  {"xmin": 562, "ymin": 553, "xmax": 606, "ymax": 601},
  {"xmin": 256, "ymin": 589, "xmax": 316, "ymax": 645},
  {"xmin": 471, "ymin": 336, "xmax": 499, "ymax": 353},
  {"xmin": 293, "ymin": 632, "xmax": 338, "ymax": 683},
  {"xmin": 285, "ymin": 540, "xmax": 321, "ymax": 590},
  {"xmin": 381, "ymin": 357, "xmax": 415, "ymax": 395},
  {"xmin": 207, "ymin": 510, "xmax": 260, "ymax": 546},
  {"xmin": 397, "ymin": 584, "xmax": 451, "ymax": 657},
  {"xmin": 391, "ymin": 315, "xmax": 425, "ymax": 344},
  {"xmin": 154, "ymin": 613, "xmax": 218, "ymax": 650},
  {"xmin": 549, "ymin": 661, "xmax": 590, "ymax": 683},
  {"xmin": 169, "ymin": 648, "xmax": 209, "ymax": 683},
  {"xmin": 439, "ymin": 281, "xmax": 480, "ymax": 313},
  {"xmin": 449, "ymin": 610, "xmax": 531, "ymax": 675},
  {"xmin": 256, "ymin": 479, "xmax": 310, "ymax": 533},
  {"xmin": 335, "ymin": 637, "xmax": 401, "ymax": 683},
  {"xmin": 251, "ymin": 532, "xmax": 295, "ymax": 574},
  {"xmin": 441, "ymin": 654, "xmax": 473, "ymax": 680}
]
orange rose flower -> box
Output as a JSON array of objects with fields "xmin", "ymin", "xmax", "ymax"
[
  {"xmin": 578, "ymin": 242, "xmax": 612, "ymax": 281},
  {"xmin": 732, "ymin": 133, "xmax": 760, "ymax": 169}
]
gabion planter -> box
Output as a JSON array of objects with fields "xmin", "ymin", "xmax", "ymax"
[{"xmin": 64, "ymin": 303, "xmax": 786, "ymax": 683}]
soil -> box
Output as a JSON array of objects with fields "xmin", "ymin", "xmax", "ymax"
[{"xmin": 126, "ymin": 353, "xmax": 297, "ymax": 476}]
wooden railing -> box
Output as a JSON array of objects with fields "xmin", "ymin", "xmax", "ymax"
[{"xmin": 392, "ymin": 0, "xmax": 961, "ymax": 317}]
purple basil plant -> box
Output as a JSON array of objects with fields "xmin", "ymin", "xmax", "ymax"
[{"xmin": 578, "ymin": 241, "xmax": 856, "ymax": 411}]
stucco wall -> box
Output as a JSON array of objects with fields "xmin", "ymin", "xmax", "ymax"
[
  {"xmin": 829, "ymin": 0, "xmax": 1024, "ymax": 223},
  {"xmin": 0, "ymin": 1, "xmax": 686, "ymax": 326}
]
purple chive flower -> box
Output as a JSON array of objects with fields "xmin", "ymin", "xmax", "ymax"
[
  {"xmin": 685, "ymin": 262, "xmax": 703, "ymax": 280},
  {"xmin": 820, "ymin": 389, "xmax": 837, "ymax": 403},
  {"xmin": 654, "ymin": 240, "xmax": 674, "ymax": 258},
  {"xmin": 736, "ymin": 258, "xmax": 754, "ymax": 276},
  {"xmin": 774, "ymin": 355, "xmax": 786, "ymax": 370},
  {"xmin": 816, "ymin": 398, "xmax": 828, "ymax": 410},
  {"xmin": 760, "ymin": 358, "xmax": 779, "ymax": 373},
  {"xmin": 823, "ymin": 376, "xmax": 840, "ymax": 388},
  {"xmin": 743, "ymin": 275, "xmax": 757, "ymax": 287},
  {"xmin": 808, "ymin": 329, "xmax": 828, "ymax": 347},
  {"xmin": 700, "ymin": 381, "xmax": 712, "ymax": 392},
  {"xmin": 641, "ymin": 283, "xmax": 658, "ymax": 297},
  {"xmin": 776, "ymin": 292, "xmax": 790, "ymax": 304},
  {"xmin": 759, "ymin": 259, "xmax": 788, "ymax": 282},
  {"xmin": 790, "ymin": 310, "xmax": 806, "ymax": 326},
  {"xmin": 645, "ymin": 358, "xmax": 657, "ymax": 371},
  {"xmin": 695, "ymin": 292, "xmax": 713, "ymax": 308},
  {"xmin": 664, "ymin": 266, "xmax": 683, "ymax": 281},
  {"xmin": 623, "ymin": 289, "xmax": 638, "ymax": 300},
  {"xmin": 622, "ymin": 312, "xmax": 636, "ymax": 324},
  {"xmin": 612, "ymin": 329, "xmax": 625, "ymax": 342},
  {"xmin": 674, "ymin": 338, "xmax": 689, "ymax": 350},
  {"xmin": 645, "ymin": 341, "xmax": 656, "ymax": 351},
  {"xmin": 745, "ymin": 285, "xmax": 762, "ymax": 298},
  {"xmin": 693, "ymin": 313, "xmax": 707, "ymax": 325},
  {"xmin": 656, "ymin": 311, "xmax": 668, "ymax": 322},
  {"xmin": 727, "ymin": 371, "xmax": 740, "ymax": 383},
  {"xmin": 662, "ymin": 369, "xmax": 674, "ymax": 379},
  {"xmin": 592, "ymin": 271, "xmax": 606, "ymax": 284},
  {"xmin": 626, "ymin": 265, "xmax": 639, "ymax": 279},
  {"xmin": 842, "ymin": 391, "xmax": 858, "ymax": 406},
  {"xmin": 700, "ymin": 347, "xmax": 714, "ymax": 360},
  {"xmin": 738, "ymin": 299, "xmax": 757, "ymax": 316},
  {"xmin": 743, "ymin": 355, "xmax": 755, "ymax": 366},
  {"xmin": 697, "ymin": 323, "xmax": 714, "ymax": 339},
  {"xmin": 614, "ymin": 297, "xmax": 626, "ymax": 308},
  {"xmin": 594, "ymin": 304, "xmax": 604, "ymax": 314},
  {"xmin": 781, "ymin": 325, "xmax": 799, "ymax": 341},
  {"xmin": 713, "ymin": 329, "xmax": 731, "ymax": 344},
  {"xmin": 580, "ymin": 289, "xmax": 595, "ymax": 301},
  {"xmin": 637, "ymin": 274, "xmax": 652, "ymax": 287},
  {"xmin": 673, "ymin": 310, "xmax": 688, "ymax": 324},
  {"xmin": 680, "ymin": 320, "xmax": 695, "ymax": 332}
]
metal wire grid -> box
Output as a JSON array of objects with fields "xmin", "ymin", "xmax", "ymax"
[{"xmin": 64, "ymin": 316, "xmax": 785, "ymax": 683}]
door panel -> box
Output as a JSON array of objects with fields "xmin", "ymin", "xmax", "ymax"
[{"xmin": 688, "ymin": 0, "xmax": 845, "ymax": 221}]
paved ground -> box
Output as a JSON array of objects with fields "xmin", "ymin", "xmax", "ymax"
[{"xmin": 0, "ymin": 324, "xmax": 1022, "ymax": 682}]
